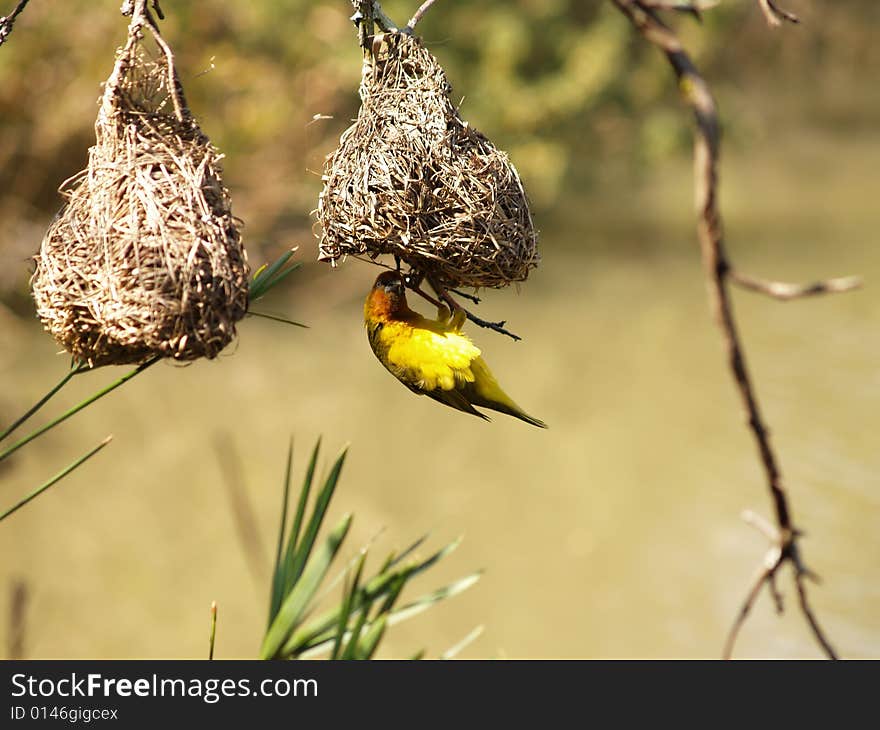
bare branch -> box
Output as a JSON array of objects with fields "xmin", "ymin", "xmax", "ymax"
[
  {"xmin": 460, "ymin": 310, "xmax": 521, "ymax": 341},
  {"xmin": 609, "ymin": 0, "xmax": 842, "ymax": 659},
  {"xmin": 370, "ymin": 1, "xmax": 398, "ymax": 31},
  {"xmin": 794, "ymin": 569, "xmax": 838, "ymax": 658},
  {"xmin": 744, "ymin": 512, "xmax": 791, "ymax": 613},
  {"xmin": 0, "ymin": 0, "xmax": 31, "ymax": 47},
  {"xmin": 730, "ymin": 271, "xmax": 862, "ymax": 301},
  {"xmin": 350, "ymin": 0, "xmax": 398, "ymax": 55},
  {"xmin": 767, "ymin": 570, "xmax": 784, "ymax": 613},
  {"xmin": 639, "ymin": 0, "xmax": 719, "ymax": 20},
  {"xmin": 758, "ymin": 0, "xmax": 800, "ymax": 27},
  {"xmin": 725, "ymin": 511, "xmax": 838, "ymax": 658},
  {"xmin": 742, "ymin": 508, "xmax": 779, "ymax": 542},
  {"xmin": 406, "ymin": 0, "xmax": 441, "ymax": 32},
  {"xmin": 641, "ymin": 0, "xmax": 719, "ymax": 8},
  {"xmin": 722, "ymin": 554, "xmax": 777, "ymax": 660}
]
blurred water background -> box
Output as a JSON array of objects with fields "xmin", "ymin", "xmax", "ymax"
[{"xmin": 0, "ymin": 0, "xmax": 877, "ymax": 658}]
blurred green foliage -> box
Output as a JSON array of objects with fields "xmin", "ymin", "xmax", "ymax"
[{"xmin": 0, "ymin": 0, "xmax": 877, "ymax": 310}]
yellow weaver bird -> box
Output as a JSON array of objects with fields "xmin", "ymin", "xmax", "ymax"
[{"xmin": 364, "ymin": 271, "xmax": 547, "ymax": 428}]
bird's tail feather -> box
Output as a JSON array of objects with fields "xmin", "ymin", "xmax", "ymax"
[
  {"xmin": 470, "ymin": 394, "xmax": 547, "ymax": 429},
  {"xmin": 428, "ymin": 388, "xmax": 491, "ymax": 421},
  {"xmin": 467, "ymin": 359, "xmax": 548, "ymax": 428}
]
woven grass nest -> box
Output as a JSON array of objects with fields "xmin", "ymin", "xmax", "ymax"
[
  {"xmin": 31, "ymin": 10, "xmax": 248, "ymax": 367},
  {"xmin": 317, "ymin": 31, "xmax": 539, "ymax": 290}
]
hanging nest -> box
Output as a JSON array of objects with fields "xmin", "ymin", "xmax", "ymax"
[
  {"xmin": 31, "ymin": 7, "xmax": 249, "ymax": 367},
  {"xmin": 317, "ymin": 31, "xmax": 539, "ymax": 290}
]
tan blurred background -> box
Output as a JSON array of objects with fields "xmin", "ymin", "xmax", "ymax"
[{"xmin": 1, "ymin": 0, "xmax": 878, "ymax": 658}]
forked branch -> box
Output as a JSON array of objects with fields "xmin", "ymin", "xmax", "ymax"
[{"xmin": 609, "ymin": 0, "xmax": 847, "ymax": 658}]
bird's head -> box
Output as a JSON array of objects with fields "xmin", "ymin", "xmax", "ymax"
[{"xmin": 365, "ymin": 271, "xmax": 410, "ymax": 321}]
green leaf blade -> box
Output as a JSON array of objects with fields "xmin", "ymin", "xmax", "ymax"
[
  {"xmin": 261, "ymin": 513, "xmax": 353, "ymax": 660},
  {"xmin": 285, "ymin": 445, "xmax": 347, "ymax": 595}
]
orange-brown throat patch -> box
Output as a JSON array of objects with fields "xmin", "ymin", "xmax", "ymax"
[
  {"xmin": 364, "ymin": 285, "xmax": 414, "ymax": 323},
  {"xmin": 364, "ymin": 286, "xmax": 395, "ymax": 323},
  {"xmin": 365, "ymin": 272, "xmax": 421, "ymax": 325}
]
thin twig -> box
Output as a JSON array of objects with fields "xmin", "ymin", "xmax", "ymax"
[
  {"xmin": 730, "ymin": 271, "xmax": 861, "ymax": 301},
  {"xmin": 722, "ymin": 556, "xmax": 776, "ymax": 660},
  {"xmin": 459, "ymin": 311, "xmax": 521, "ymax": 342},
  {"xmin": 450, "ymin": 288, "xmax": 481, "ymax": 305},
  {"xmin": 794, "ymin": 571, "xmax": 837, "ymax": 658},
  {"xmin": 405, "ymin": 0, "xmax": 441, "ymax": 32},
  {"xmin": 407, "ymin": 271, "xmax": 521, "ymax": 341},
  {"xmin": 638, "ymin": 0, "xmax": 719, "ymax": 20},
  {"xmin": 758, "ymin": 0, "xmax": 800, "ymax": 27},
  {"xmin": 609, "ymin": 0, "xmax": 840, "ymax": 659},
  {"xmin": 722, "ymin": 510, "xmax": 787, "ymax": 657},
  {"xmin": 410, "ymin": 283, "xmax": 443, "ymax": 310},
  {"xmin": 424, "ymin": 274, "xmax": 521, "ymax": 341},
  {"xmin": 0, "ymin": 0, "xmax": 31, "ymax": 47},
  {"xmin": 741, "ymin": 508, "xmax": 778, "ymax": 542},
  {"xmin": 767, "ymin": 571, "xmax": 784, "ymax": 613},
  {"xmin": 639, "ymin": 0, "xmax": 718, "ymax": 8}
]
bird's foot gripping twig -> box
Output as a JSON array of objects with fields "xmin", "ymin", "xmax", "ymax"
[
  {"xmin": 723, "ymin": 510, "xmax": 837, "ymax": 660},
  {"xmin": 403, "ymin": 269, "xmax": 521, "ymax": 341},
  {"xmin": 414, "ymin": 271, "xmax": 522, "ymax": 341}
]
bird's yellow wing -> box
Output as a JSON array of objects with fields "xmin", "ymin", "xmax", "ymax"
[{"xmin": 380, "ymin": 320, "xmax": 481, "ymax": 392}]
